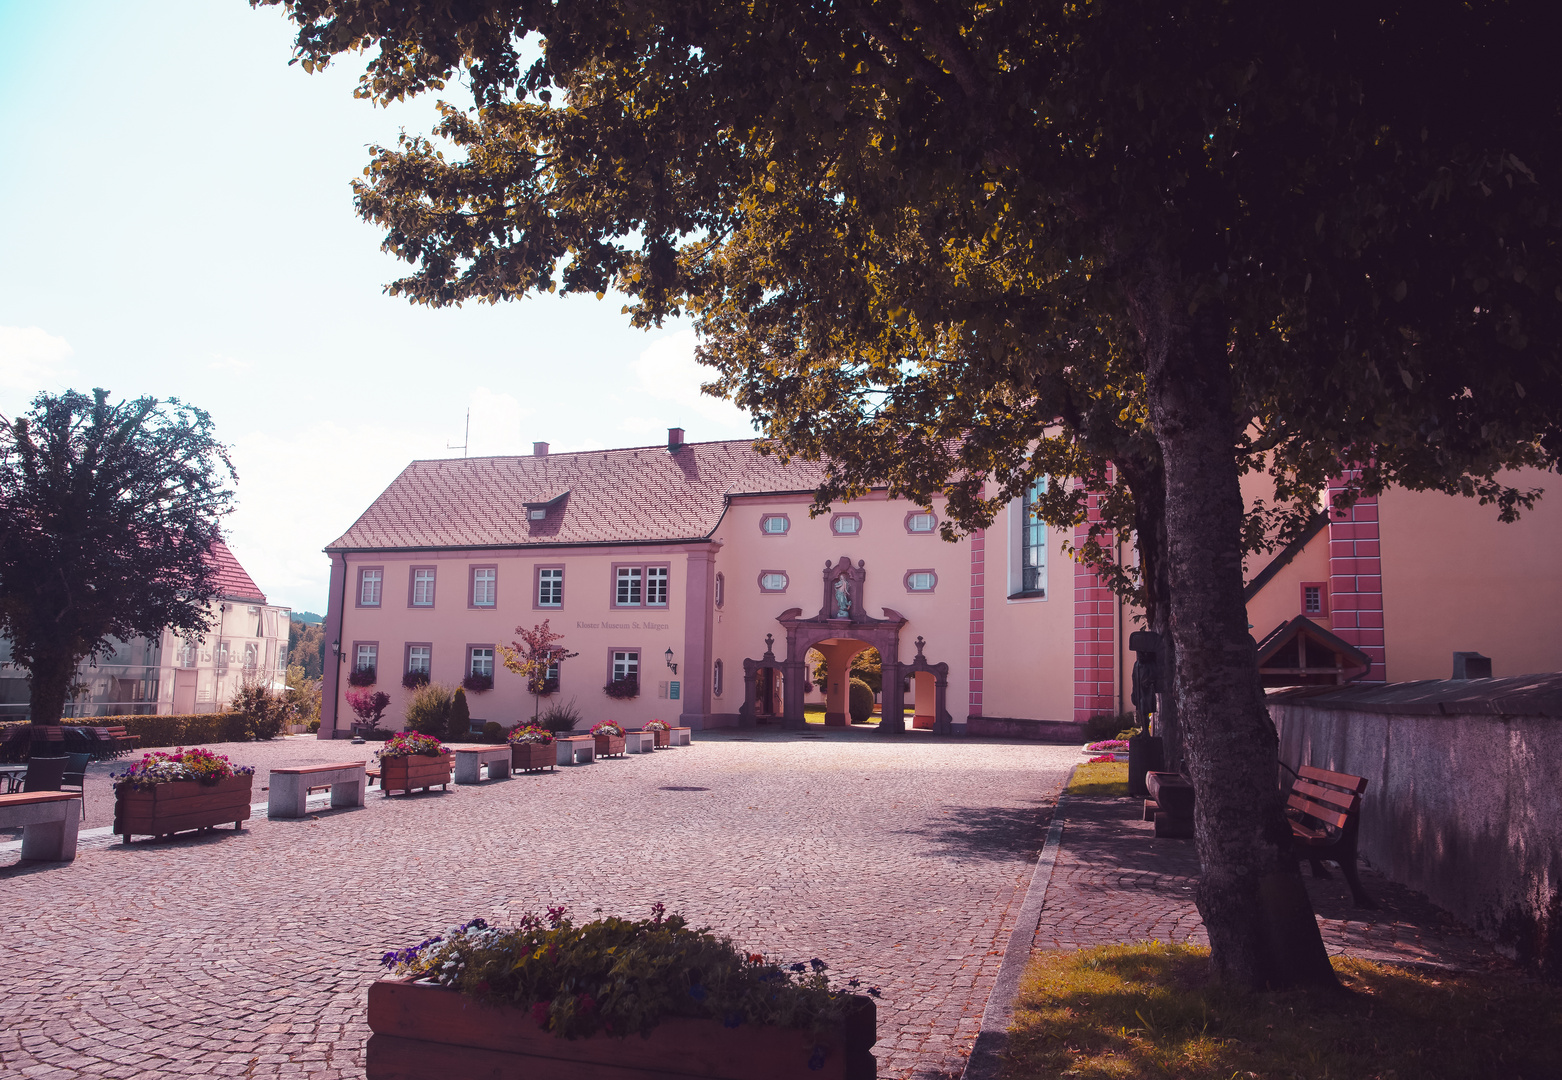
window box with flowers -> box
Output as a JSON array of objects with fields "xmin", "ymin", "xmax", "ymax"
[
  {"xmin": 589, "ymin": 721, "xmax": 625, "ymax": 758},
  {"xmin": 377, "ymin": 732, "xmax": 454, "ymax": 796},
  {"xmin": 603, "ymin": 676, "xmax": 639, "ymax": 700},
  {"xmin": 507, "ymin": 725, "xmax": 556, "ymax": 773},
  {"xmin": 112, "ymin": 749, "xmax": 256, "ymax": 842},
  {"xmin": 642, "ymin": 718, "xmax": 671, "ymax": 748},
  {"xmin": 349, "ymin": 665, "xmax": 378, "ymax": 688},
  {"xmin": 367, "ymin": 906, "xmax": 878, "ymax": 1080},
  {"xmin": 462, "ymin": 672, "xmax": 495, "ymax": 694}
]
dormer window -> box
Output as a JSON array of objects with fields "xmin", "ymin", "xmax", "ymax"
[{"xmin": 530, "ymin": 509, "xmax": 546, "ymax": 521}]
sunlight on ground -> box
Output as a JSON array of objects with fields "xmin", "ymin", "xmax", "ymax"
[{"xmin": 1065, "ymin": 760, "xmax": 1128, "ymax": 797}]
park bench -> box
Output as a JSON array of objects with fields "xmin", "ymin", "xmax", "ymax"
[
  {"xmin": 1285, "ymin": 764, "xmax": 1376, "ymax": 909},
  {"xmin": 0, "ymin": 791, "xmax": 81, "ymax": 861},
  {"xmin": 554, "ymin": 735, "xmax": 596, "ymax": 766},
  {"xmin": 624, "ymin": 731, "xmax": 657, "ymax": 754},
  {"xmin": 1144, "ymin": 771, "xmax": 1195, "ymax": 839},
  {"xmin": 453, "ymin": 746, "xmax": 511, "ymax": 784},
  {"xmin": 91, "ymin": 725, "xmax": 138, "ymax": 759},
  {"xmin": 268, "ymin": 761, "xmax": 368, "ymax": 818}
]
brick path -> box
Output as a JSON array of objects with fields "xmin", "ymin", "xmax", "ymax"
[
  {"xmin": 0, "ymin": 731, "xmax": 1078, "ymax": 1079},
  {"xmin": 1033, "ymin": 795, "xmax": 1507, "ymax": 970}
]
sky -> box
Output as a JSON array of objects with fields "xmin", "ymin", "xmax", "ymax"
[{"xmin": 0, "ymin": 0, "xmax": 757, "ymax": 616}]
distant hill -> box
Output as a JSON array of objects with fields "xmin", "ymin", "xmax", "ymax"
[{"xmin": 292, "ymin": 611, "xmax": 324, "ymax": 625}]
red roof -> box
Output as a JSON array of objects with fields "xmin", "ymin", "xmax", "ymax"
[
  {"xmin": 327, "ymin": 439, "xmax": 834, "ymax": 551},
  {"xmin": 208, "ymin": 540, "xmax": 267, "ymax": 602}
]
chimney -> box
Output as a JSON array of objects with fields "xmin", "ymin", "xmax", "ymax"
[
  {"xmin": 667, "ymin": 427, "xmax": 685, "ymax": 451},
  {"xmin": 532, "ymin": 441, "xmax": 549, "ymax": 458}
]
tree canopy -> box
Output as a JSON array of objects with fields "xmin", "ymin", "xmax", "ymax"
[
  {"xmin": 0, "ymin": 389, "xmax": 236, "ymax": 724},
  {"xmin": 263, "ymin": 0, "xmax": 1562, "ymax": 988}
]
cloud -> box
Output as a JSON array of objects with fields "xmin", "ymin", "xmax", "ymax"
[
  {"xmin": 631, "ymin": 329, "xmax": 757, "ymax": 437},
  {"xmin": 0, "ymin": 325, "xmax": 74, "ymax": 403},
  {"xmin": 207, "ymin": 354, "xmax": 251, "ymax": 372},
  {"xmin": 464, "ymin": 386, "xmax": 534, "ymax": 458}
]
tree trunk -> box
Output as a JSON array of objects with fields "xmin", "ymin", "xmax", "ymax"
[
  {"xmin": 1119, "ymin": 450, "xmax": 1182, "ymax": 772},
  {"xmin": 26, "ymin": 650, "xmax": 76, "ymax": 726},
  {"xmin": 1143, "ymin": 301, "xmax": 1336, "ymax": 991}
]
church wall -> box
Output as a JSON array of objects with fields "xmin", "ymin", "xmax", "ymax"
[{"xmin": 977, "ymin": 515, "xmax": 1081, "ymax": 723}]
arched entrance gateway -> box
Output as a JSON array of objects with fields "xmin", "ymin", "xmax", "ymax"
[{"xmin": 739, "ymin": 556, "xmax": 952, "ymax": 734}]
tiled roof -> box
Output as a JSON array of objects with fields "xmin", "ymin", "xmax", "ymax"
[
  {"xmin": 327, "ymin": 439, "xmax": 834, "ymax": 551},
  {"xmin": 209, "ymin": 540, "xmax": 267, "ymax": 603}
]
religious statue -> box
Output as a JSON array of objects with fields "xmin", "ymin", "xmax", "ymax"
[{"xmin": 833, "ymin": 575, "xmax": 851, "ymax": 618}]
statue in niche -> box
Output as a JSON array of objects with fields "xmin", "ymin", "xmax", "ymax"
[{"xmin": 833, "ymin": 575, "xmax": 851, "ymax": 618}]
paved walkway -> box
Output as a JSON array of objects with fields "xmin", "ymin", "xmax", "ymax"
[
  {"xmin": 1033, "ymin": 795, "xmax": 1507, "ymax": 970},
  {"xmin": 0, "ymin": 731, "xmax": 1078, "ymax": 1080}
]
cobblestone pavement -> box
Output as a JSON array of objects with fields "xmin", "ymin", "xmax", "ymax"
[
  {"xmin": 1034, "ymin": 795, "xmax": 1508, "ymax": 971},
  {"xmin": 0, "ymin": 731, "xmax": 1078, "ymax": 1079}
]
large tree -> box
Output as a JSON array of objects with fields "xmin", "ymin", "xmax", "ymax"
[
  {"xmin": 0, "ymin": 389, "xmax": 236, "ymax": 724},
  {"xmin": 261, "ymin": 0, "xmax": 1562, "ymax": 987}
]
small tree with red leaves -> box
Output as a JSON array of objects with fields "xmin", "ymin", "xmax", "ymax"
[
  {"xmin": 345, "ymin": 687, "xmax": 391, "ymax": 734},
  {"xmin": 499, "ymin": 620, "xmax": 579, "ymax": 724}
]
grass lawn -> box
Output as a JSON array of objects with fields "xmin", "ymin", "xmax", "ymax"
[
  {"xmin": 1067, "ymin": 760, "xmax": 1129, "ymax": 797},
  {"xmin": 1004, "ymin": 942, "xmax": 1562, "ymax": 1080}
]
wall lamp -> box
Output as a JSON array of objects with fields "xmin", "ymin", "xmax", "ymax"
[{"xmin": 665, "ymin": 647, "xmax": 677, "ymax": 675}]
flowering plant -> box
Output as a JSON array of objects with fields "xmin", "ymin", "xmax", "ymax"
[
  {"xmin": 379, "ymin": 905, "xmax": 880, "ymax": 1041},
  {"xmin": 589, "ymin": 721, "xmax": 624, "ymax": 738},
  {"xmin": 113, "ymin": 748, "xmax": 254, "ymax": 791},
  {"xmin": 508, "ymin": 724, "xmax": 554, "ymax": 745},
  {"xmin": 643, "ymin": 719, "xmax": 670, "ymax": 733},
  {"xmin": 378, "ymin": 731, "xmax": 446, "ymax": 758},
  {"xmin": 1086, "ymin": 739, "xmax": 1130, "ymax": 752},
  {"xmin": 1088, "ymin": 753, "xmax": 1118, "ymax": 763}
]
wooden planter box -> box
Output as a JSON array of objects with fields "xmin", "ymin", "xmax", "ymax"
[
  {"xmin": 510, "ymin": 742, "xmax": 555, "ymax": 772},
  {"xmin": 366, "ymin": 977, "xmax": 876, "ymax": 1080},
  {"xmin": 114, "ymin": 773, "xmax": 253, "ymax": 842},
  {"xmin": 380, "ymin": 752, "xmax": 453, "ymax": 796},
  {"xmin": 593, "ymin": 733, "xmax": 626, "ymax": 758},
  {"xmin": 647, "ymin": 727, "xmax": 670, "ymax": 747}
]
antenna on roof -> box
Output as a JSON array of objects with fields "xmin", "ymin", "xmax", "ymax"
[{"xmin": 448, "ymin": 409, "xmax": 469, "ymax": 458}]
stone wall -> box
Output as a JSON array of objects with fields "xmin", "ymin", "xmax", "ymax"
[{"xmin": 1270, "ymin": 674, "xmax": 1562, "ymax": 978}]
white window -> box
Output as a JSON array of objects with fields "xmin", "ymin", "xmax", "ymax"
[
  {"xmin": 1304, "ymin": 585, "xmax": 1323, "ymax": 614},
  {"xmin": 472, "ymin": 567, "xmax": 496, "ymax": 607},
  {"xmin": 616, "ymin": 566, "xmax": 643, "ymax": 605},
  {"xmin": 760, "ymin": 572, "xmax": 788, "ymax": 592},
  {"xmin": 713, "ymin": 659, "xmax": 724, "ymax": 698},
  {"xmin": 469, "ymin": 647, "xmax": 494, "ymax": 678},
  {"xmin": 832, "ymin": 514, "xmax": 861, "ymax": 535},
  {"xmin": 359, "ymin": 568, "xmax": 383, "ymax": 606},
  {"xmin": 529, "ymin": 508, "xmax": 546, "ymax": 520},
  {"xmin": 907, "ymin": 572, "xmax": 936, "ymax": 592},
  {"xmin": 714, "ymin": 572, "xmax": 725, "ymax": 609},
  {"xmin": 355, "ymin": 643, "xmax": 377, "ymax": 672},
  {"xmin": 408, "ymin": 646, "xmax": 430, "ymax": 675},
  {"xmin": 276, "ymin": 646, "xmax": 287, "ymax": 672},
  {"xmin": 412, "ymin": 568, "xmax": 436, "ymax": 607},
  {"xmin": 761, "ymin": 515, "xmax": 789, "ymax": 534},
  {"xmin": 646, "ymin": 566, "xmax": 669, "ymax": 606},
  {"xmin": 538, "ymin": 568, "xmax": 563, "ymax": 606},
  {"xmin": 612, "ymin": 650, "xmax": 640, "ymax": 682},
  {"xmin": 908, "ymin": 512, "xmax": 936, "ymax": 533},
  {"xmin": 1022, "ymin": 480, "xmax": 1047, "ymax": 594}
]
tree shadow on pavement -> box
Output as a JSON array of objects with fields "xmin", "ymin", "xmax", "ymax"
[{"xmin": 898, "ymin": 803, "xmax": 1054, "ymax": 862}]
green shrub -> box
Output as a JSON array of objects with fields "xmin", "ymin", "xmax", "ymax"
[
  {"xmin": 448, "ymin": 686, "xmax": 472, "ymax": 741},
  {"xmin": 230, "ymin": 680, "xmax": 287, "ymax": 741},
  {"xmin": 405, "ymin": 682, "xmax": 455, "ymax": 736},
  {"xmin": 481, "ymin": 720, "xmax": 503, "ymax": 743},
  {"xmin": 539, "ymin": 697, "xmax": 582, "ymax": 734},
  {"xmin": 1083, "ymin": 712, "xmax": 1135, "ymax": 743},
  {"xmin": 848, "ymin": 677, "xmax": 875, "ymax": 722},
  {"xmin": 102, "ymin": 712, "xmax": 247, "ymax": 750},
  {"xmin": 306, "ymin": 718, "xmax": 321, "ymax": 734}
]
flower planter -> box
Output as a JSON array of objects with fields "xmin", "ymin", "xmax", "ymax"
[
  {"xmin": 114, "ymin": 773, "xmax": 253, "ymax": 842},
  {"xmin": 649, "ymin": 728, "xmax": 670, "ymax": 748},
  {"xmin": 593, "ymin": 733, "xmax": 626, "ymax": 758},
  {"xmin": 365, "ymin": 977, "xmax": 876, "ymax": 1080},
  {"xmin": 510, "ymin": 742, "xmax": 555, "ymax": 773},
  {"xmin": 380, "ymin": 752, "xmax": 454, "ymax": 796}
]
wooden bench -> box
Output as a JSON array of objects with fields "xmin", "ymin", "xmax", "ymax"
[
  {"xmin": 1286, "ymin": 764, "xmax": 1376, "ymax": 909},
  {"xmin": 1145, "ymin": 771, "xmax": 1195, "ymax": 839},
  {"xmin": 0, "ymin": 791, "xmax": 81, "ymax": 861},
  {"xmin": 268, "ymin": 761, "xmax": 368, "ymax": 818},
  {"xmin": 554, "ymin": 735, "xmax": 596, "ymax": 766},
  {"xmin": 453, "ymin": 746, "xmax": 512, "ymax": 784}
]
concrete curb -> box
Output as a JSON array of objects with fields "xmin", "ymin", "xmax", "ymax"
[{"xmin": 962, "ymin": 790, "xmax": 1073, "ymax": 1080}]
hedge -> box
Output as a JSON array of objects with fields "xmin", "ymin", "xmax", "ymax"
[{"xmin": 86, "ymin": 712, "xmax": 250, "ymax": 750}]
